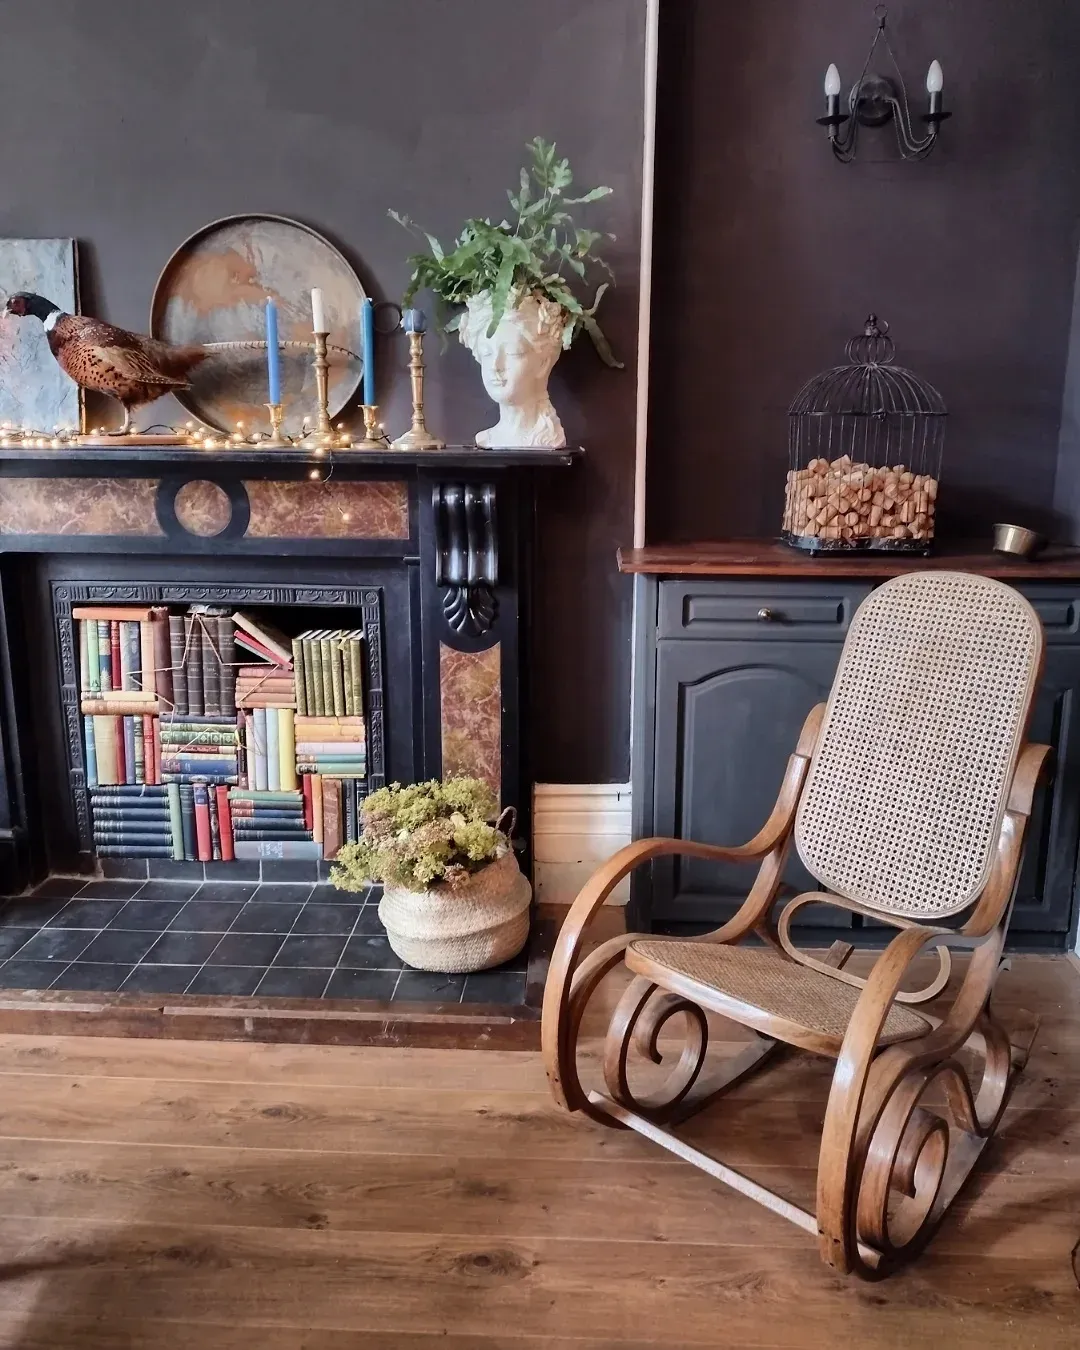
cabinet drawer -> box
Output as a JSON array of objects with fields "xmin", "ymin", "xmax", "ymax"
[
  {"xmin": 1015, "ymin": 585, "xmax": 1080, "ymax": 643},
  {"xmin": 658, "ymin": 579, "xmax": 872, "ymax": 641}
]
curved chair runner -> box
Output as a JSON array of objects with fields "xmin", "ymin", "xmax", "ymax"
[{"xmin": 542, "ymin": 572, "xmax": 1049, "ymax": 1279}]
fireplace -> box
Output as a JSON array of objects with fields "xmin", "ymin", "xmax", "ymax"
[{"xmin": 0, "ymin": 443, "xmax": 573, "ymax": 1042}]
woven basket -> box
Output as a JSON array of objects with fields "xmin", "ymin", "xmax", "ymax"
[{"xmin": 378, "ymin": 850, "xmax": 532, "ymax": 973}]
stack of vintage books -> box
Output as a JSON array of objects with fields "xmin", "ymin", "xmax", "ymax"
[{"xmin": 77, "ymin": 604, "xmax": 367, "ymax": 863}]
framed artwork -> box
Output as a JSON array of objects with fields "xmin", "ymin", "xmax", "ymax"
[{"xmin": 0, "ymin": 238, "xmax": 81, "ymax": 432}]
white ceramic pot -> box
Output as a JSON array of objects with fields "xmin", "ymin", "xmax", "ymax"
[
  {"xmin": 457, "ymin": 290, "xmax": 567, "ymax": 448},
  {"xmin": 378, "ymin": 850, "xmax": 532, "ymax": 973}
]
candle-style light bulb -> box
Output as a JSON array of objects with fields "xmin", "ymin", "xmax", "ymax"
[
  {"xmin": 824, "ymin": 64, "xmax": 842, "ymax": 98},
  {"xmin": 926, "ymin": 59, "xmax": 944, "ymax": 121},
  {"xmin": 310, "ymin": 287, "xmax": 326, "ymax": 334}
]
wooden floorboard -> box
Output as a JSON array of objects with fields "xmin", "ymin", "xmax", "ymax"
[{"xmin": 0, "ymin": 955, "xmax": 1073, "ymax": 1347}]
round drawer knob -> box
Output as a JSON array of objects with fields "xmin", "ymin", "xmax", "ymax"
[{"xmin": 757, "ymin": 607, "xmax": 776, "ymax": 621}]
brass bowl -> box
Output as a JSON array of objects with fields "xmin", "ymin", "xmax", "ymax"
[{"xmin": 992, "ymin": 523, "xmax": 1046, "ymax": 558}]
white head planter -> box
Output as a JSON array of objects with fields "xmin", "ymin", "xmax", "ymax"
[{"xmin": 459, "ymin": 290, "xmax": 566, "ymax": 448}]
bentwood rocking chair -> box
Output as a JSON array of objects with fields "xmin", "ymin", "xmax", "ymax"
[{"xmin": 542, "ymin": 572, "xmax": 1050, "ymax": 1278}]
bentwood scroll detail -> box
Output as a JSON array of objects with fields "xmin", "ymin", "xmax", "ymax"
[{"xmin": 433, "ymin": 483, "xmax": 498, "ymax": 637}]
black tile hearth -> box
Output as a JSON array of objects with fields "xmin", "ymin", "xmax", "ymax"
[
  {"xmin": 120, "ymin": 964, "xmax": 200, "ymax": 994},
  {"xmin": 50, "ymin": 962, "xmax": 133, "ymax": 992},
  {"xmin": 0, "ymin": 875, "xmax": 539, "ymax": 1012}
]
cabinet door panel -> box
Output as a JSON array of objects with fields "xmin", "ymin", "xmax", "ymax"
[
  {"xmin": 652, "ymin": 640, "xmax": 846, "ymax": 927},
  {"xmin": 1011, "ymin": 650, "xmax": 1080, "ymax": 933}
]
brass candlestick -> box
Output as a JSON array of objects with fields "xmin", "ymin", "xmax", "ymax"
[
  {"xmin": 347, "ymin": 404, "xmax": 389, "ymax": 450},
  {"xmin": 391, "ymin": 330, "xmax": 444, "ymax": 450},
  {"xmin": 264, "ymin": 402, "xmax": 288, "ymax": 447},
  {"xmin": 301, "ymin": 331, "xmax": 337, "ymax": 451}
]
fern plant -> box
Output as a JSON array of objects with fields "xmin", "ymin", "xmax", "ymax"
[
  {"xmin": 390, "ymin": 137, "xmax": 622, "ymax": 367},
  {"xmin": 330, "ymin": 777, "xmax": 508, "ymax": 894}
]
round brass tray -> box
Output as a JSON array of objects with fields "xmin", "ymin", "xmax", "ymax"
[{"xmin": 151, "ymin": 213, "xmax": 365, "ymax": 437}]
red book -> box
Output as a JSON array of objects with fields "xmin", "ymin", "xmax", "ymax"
[
  {"xmin": 109, "ymin": 621, "xmax": 122, "ymax": 689},
  {"xmin": 193, "ymin": 784, "xmax": 212, "ymax": 862},
  {"xmin": 114, "ymin": 715, "xmax": 126, "ymax": 783},
  {"xmin": 142, "ymin": 714, "xmax": 156, "ymax": 785},
  {"xmin": 301, "ymin": 772, "xmax": 313, "ymax": 831},
  {"xmin": 215, "ymin": 785, "xmax": 234, "ymax": 861}
]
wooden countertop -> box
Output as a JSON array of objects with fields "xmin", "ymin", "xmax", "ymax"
[{"xmin": 617, "ymin": 539, "xmax": 1080, "ymax": 580}]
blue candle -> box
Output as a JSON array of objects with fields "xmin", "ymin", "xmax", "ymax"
[
  {"xmin": 265, "ymin": 298, "xmax": 281, "ymax": 404},
  {"xmin": 402, "ymin": 307, "xmax": 427, "ymax": 334},
  {"xmin": 361, "ymin": 296, "xmax": 375, "ymax": 404}
]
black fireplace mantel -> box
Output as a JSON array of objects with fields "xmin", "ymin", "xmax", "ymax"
[{"xmin": 0, "ymin": 441, "xmax": 577, "ymax": 891}]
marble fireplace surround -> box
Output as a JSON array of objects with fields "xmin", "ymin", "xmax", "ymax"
[{"xmin": 0, "ymin": 442, "xmax": 576, "ymax": 893}]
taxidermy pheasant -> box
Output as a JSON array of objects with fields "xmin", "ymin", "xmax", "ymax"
[{"xmin": 3, "ymin": 292, "xmax": 207, "ymax": 433}]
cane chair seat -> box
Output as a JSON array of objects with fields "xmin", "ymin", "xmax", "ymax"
[{"xmin": 626, "ymin": 939, "xmax": 930, "ymax": 1053}]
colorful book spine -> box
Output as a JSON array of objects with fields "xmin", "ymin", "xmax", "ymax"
[
  {"xmin": 215, "ymin": 784, "xmax": 234, "ymax": 862},
  {"xmin": 216, "ymin": 615, "xmax": 236, "ymax": 717},
  {"xmin": 96, "ymin": 846, "xmax": 175, "ymax": 858},
  {"xmin": 111, "ymin": 715, "xmax": 124, "ymax": 785},
  {"xmin": 168, "ymin": 615, "xmax": 187, "ymax": 715},
  {"xmin": 322, "ymin": 778, "xmax": 342, "ymax": 859},
  {"xmin": 311, "ymin": 773, "xmax": 324, "ymax": 845},
  {"xmin": 85, "ymin": 620, "xmax": 101, "ymax": 694},
  {"xmin": 302, "ymin": 634, "xmax": 319, "ymax": 717},
  {"xmin": 152, "ymin": 610, "xmax": 173, "ymax": 710},
  {"xmin": 301, "ymin": 773, "xmax": 313, "ymax": 831},
  {"xmin": 143, "ymin": 714, "xmax": 157, "ymax": 786},
  {"xmin": 186, "ymin": 616, "xmax": 204, "ymax": 717},
  {"xmin": 231, "ymin": 828, "xmax": 313, "ymax": 841},
  {"xmin": 295, "ymin": 741, "xmax": 366, "ymax": 755},
  {"xmin": 79, "ymin": 620, "xmax": 90, "ymax": 692},
  {"xmin": 278, "ymin": 709, "xmax": 296, "ymax": 791},
  {"xmin": 110, "ymin": 621, "xmax": 122, "ymax": 691},
  {"xmin": 232, "ymin": 839, "xmax": 323, "ymax": 860},
  {"xmin": 139, "ymin": 618, "xmax": 156, "ymax": 696},
  {"xmin": 208, "ymin": 786, "xmax": 221, "ymax": 861},
  {"xmin": 201, "ymin": 617, "xmax": 221, "ymax": 717},
  {"xmin": 265, "ymin": 707, "xmax": 280, "ymax": 792},
  {"xmin": 97, "ymin": 620, "xmax": 112, "ymax": 693},
  {"xmin": 319, "ymin": 634, "xmax": 334, "ymax": 718},
  {"xmin": 344, "ymin": 778, "xmax": 357, "ymax": 844},
  {"xmin": 158, "ymin": 728, "xmax": 240, "ymax": 747},
  {"xmin": 292, "ymin": 638, "xmax": 307, "ymax": 716},
  {"xmin": 179, "ymin": 784, "xmax": 196, "ymax": 860},
  {"xmin": 347, "ymin": 632, "xmax": 364, "ymax": 716},
  {"xmin": 84, "ymin": 715, "xmax": 98, "ymax": 788},
  {"xmin": 193, "ymin": 783, "xmax": 212, "ymax": 862},
  {"xmin": 228, "ymin": 790, "xmax": 304, "ymax": 804},
  {"xmin": 329, "ymin": 637, "xmax": 345, "ymax": 718},
  {"xmin": 167, "ymin": 781, "xmax": 184, "ymax": 860},
  {"xmin": 120, "ymin": 621, "xmax": 139, "ymax": 692},
  {"xmin": 133, "ymin": 715, "xmax": 145, "ymax": 785},
  {"xmin": 252, "ymin": 707, "xmax": 268, "ymax": 791}
]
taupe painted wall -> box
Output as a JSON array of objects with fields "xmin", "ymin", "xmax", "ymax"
[
  {"xmin": 648, "ymin": 0, "xmax": 1080, "ymax": 544},
  {"xmin": 0, "ymin": 0, "xmax": 646, "ymax": 783}
]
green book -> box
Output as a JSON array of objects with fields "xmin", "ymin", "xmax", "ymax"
[
  {"xmin": 302, "ymin": 635, "xmax": 318, "ymax": 718},
  {"xmin": 228, "ymin": 789, "xmax": 303, "ymax": 803},
  {"xmin": 291, "ymin": 637, "xmax": 307, "ymax": 717},
  {"xmin": 329, "ymin": 634, "xmax": 346, "ymax": 718},
  {"xmin": 166, "ymin": 781, "xmax": 184, "ymax": 861},
  {"xmin": 318, "ymin": 634, "xmax": 334, "ymax": 718},
  {"xmin": 85, "ymin": 620, "xmax": 100, "ymax": 694},
  {"xmin": 306, "ymin": 630, "xmax": 326, "ymax": 716},
  {"xmin": 346, "ymin": 631, "xmax": 364, "ymax": 716}
]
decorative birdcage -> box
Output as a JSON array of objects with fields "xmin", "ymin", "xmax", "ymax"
[{"xmin": 783, "ymin": 315, "xmax": 946, "ymax": 553}]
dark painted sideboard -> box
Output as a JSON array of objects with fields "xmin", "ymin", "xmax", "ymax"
[{"xmin": 622, "ymin": 541, "xmax": 1080, "ymax": 951}]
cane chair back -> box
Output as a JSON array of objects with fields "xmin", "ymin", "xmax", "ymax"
[{"xmin": 794, "ymin": 571, "xmax": 1043, "ymax": 920}]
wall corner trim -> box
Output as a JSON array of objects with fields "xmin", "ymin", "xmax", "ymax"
[{"xmin": 532, "ymin": 782, "xmax": 633, "ymax": 905}]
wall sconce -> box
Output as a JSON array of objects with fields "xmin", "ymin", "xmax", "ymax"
[{"xmin": 818, "ymin": 4, "xmax": 949, "ymax": 162}]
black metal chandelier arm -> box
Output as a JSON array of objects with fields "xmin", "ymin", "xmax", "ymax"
[{"xmin": 886, "ymin": 99, "xmax": 940, "ymax": 159}]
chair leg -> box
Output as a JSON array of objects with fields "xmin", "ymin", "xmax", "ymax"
[{"xmin": 832, "ymin": 1009, "xmax": 1035, "ymax": 1279}]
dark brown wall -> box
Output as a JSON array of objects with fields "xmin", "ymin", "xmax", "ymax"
[
  {"xmin": 648, "ymin": 0, "xmax": 1080, "ymax": 543},
  {"xmin": 0, "ymin": 0, "xmax": 645, "ymax": 783}
]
